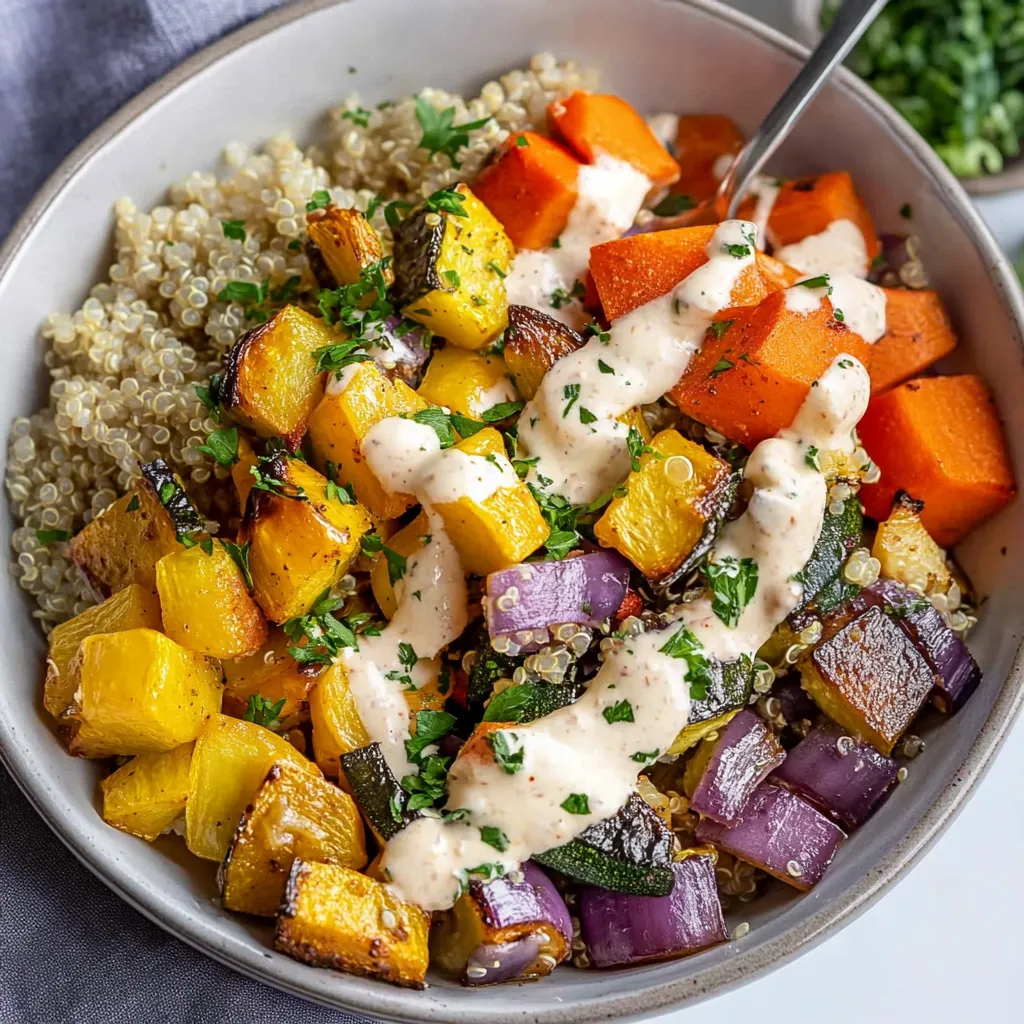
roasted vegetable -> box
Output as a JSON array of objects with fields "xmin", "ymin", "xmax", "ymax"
[
  {"xmin": 307, "ymin": 360, "xmax": 428, "ymax": 520},
  {"xmin": 44, "ymin": 584, "xmax": 162, "ymax": 719},
  {"xmin": 415, "ymin": 344, "xmax": 516, "ymax": 420},
  {"xmin": 684, "ymin": 710, "xmax": 786, "ymax": 824},
  {"xmin": 100, "ymin": 742, "xmax": 194, "ymax": 841},
  {"xmin": 275, "ymin": 859, "xmax": 430, "ymax": 988},
  {"xmin": 869, "ymin": 288, "xmax": 958, "ymax": 394},
  {"xmin": 871, "ymin": 491, "xmax": 952, "ymax": 595},
  {"xmin": 594, "ymin": 429, "xmax": 732, "ymax": 581},
  {"xmin": 695, "ymin": 783, "xmax": 847, "ymax": 891},
  {"xmin": 481, "ymin": 678, "xmax": 582, "ymax": 724},
  {"xmin": 67, "ymin": 459, "xmax": 201, "ymax": 596},
  {"xmin": 799, "ymin": 603, "xmax": 934, "ymax": 754},
  {"xmin": 222, "ymin": 629, "xmax": 316, "ymax": 726},
  {"xmin": 672, "ymin": 114, "xmax": 744, "ymax": 204},
  {"xmin": 305, "ymin": 206, "xmax": 390, "ymax": 290},
  {"xmin": 185, "ymin": 713, "xmax": 321, "ymax": 861},
  {"xmin": 668, "ymin": 658, "xmax": 754, "ymax": 754},
  {"xmin": 391, "ymin": 183, "xmax": 514, "ymax": 350},
  {"xmin": 220, "ymin": 304, "xmax": 331, "ymax": 446},
  {"xmin": 244, "ymin": 456, "xmax": 373, "ymax": 622},
  {"xmin": 430, "ymin": 862, "xmax": 572, "ymax": 985},
  {"xmin": 219, "ymin": 760, "xmax": 367, "ymax": 917},
  {"xmin": 308, "ymin": 663, "xmax": 371, "ymax": 779},
  {"xmin": 859, "ymin": 374, "xmax": 1016, "ymax": 546},
  {"xmin": 339, "ymin": 742, "xmax": 419, "ymax": 842},
  {"xmin": 503, "ymin": 304, "xmax": 584, "ymax": 400},
  {"xmin": 155, "ymin": 542, "xmax": 267, "ymax": 658},
  {"xmin": 579, "ymin": 850, "xmax": 727, "ymax": 967},
  {"xmin": 64, "ymin": 628, "xmax": 222, "ymax": 758},
  {"xmin": 231, "ymin": 432, "xmax": 260, "ymax": 513}
]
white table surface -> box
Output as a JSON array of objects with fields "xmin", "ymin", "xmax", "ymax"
[{"xmin": 657, "ymin": 3, "xmax": 1024, "ymax": 1021}]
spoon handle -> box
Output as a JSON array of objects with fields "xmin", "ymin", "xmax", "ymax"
[{"xmin": 721, "ymin": 0, "xmax": 889, "ymax": 217}]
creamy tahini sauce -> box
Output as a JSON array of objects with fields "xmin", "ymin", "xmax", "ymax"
[
  {"xmin": 776, "ymin": 218, "xmax": 870, "ymax": 279},
  {"xmin": 504, "ymin": 152, "xmax": 651, "ymax": 329},
  {"xmin": 517, "ymin": 220, "xmax": 759, "ymax": 504},
  {"xmin": 783, "ymin": 273, "xmax": 887, "ymax": 346},
  {"xmin": 382, "ymin": 354, "xmax": 872, "ymax": 910}
]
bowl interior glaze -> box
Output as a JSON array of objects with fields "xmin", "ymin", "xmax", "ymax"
[{"xmin": 1, "ymin": 1, "xmax": 1023, "ymax": 1022}]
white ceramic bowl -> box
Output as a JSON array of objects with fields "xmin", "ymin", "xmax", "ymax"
[{"xmin": 2, "ymin": 1, "xmax": 1023, "ymax": 1021}]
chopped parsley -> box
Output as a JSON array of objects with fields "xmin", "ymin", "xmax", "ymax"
[
  {"xmin": 487, "ymin": 260, "xmax": 507, "ymax": 279},
  {"xmin": 488, "ymin": 731, "xmax": 526, "ymax": 774},
  {"xmin": 219, "ymin": 539, "xmax": 253, "ymax": 589},
  {"xmin": 584, "ymin": 322, "xmax": 611, "ymax": 344},
  {"xmin": 404, "ymin": 709, "xmax": 455, "ymax": 763},
  {"xmin": 515, "ymin": 134, "xmax": 529, "ymax": 147},
  {"xmin": 282, "ymin": 590, "xmax": 381, "ymax": 665},
  {"xmin": 709, "ymin": 357, "xmax": 734, "ymax": 379},
  {"xmin": 562, "ymin": 383, "xmax": 581, "ymax": 418},
  {"xmin": 340, "ymin": 105, "xmax": 371, "ymax": 128},
  {"xmin": 194, "ymin": 374, "xmax": 222, "ymax": 423},
  {"xmin": 126, "ymin": 495, "xmax": 140, "ymax": 513},
  {"xmin": 597, "ymin": 359, "xmax": 615, "ymax": 374},
  {"xmin": 411, "ymin": 407, "xmax": 457, "ymax": 448},
  {"xmin": 221, "ymin": 219, "xmax": 246, "ymax": 242},
  {"xmin": 602, "ymin": 699, "xmax": 634, "ymax": 724},
  {"xmin": 659, "ymin": 623, "xmax": 714, "ymax": 700},
  {"xmin": 838, "ymin": 358, "xmax": 854, "ymax": 369},
  {"xmin": 798, "ymin": 273, "xmax": 832, "ymax": 292},
  {"xmin": 480, "ymin": 826, "xmax": 509, "ymax": 851},
  {"xmin": 702, "ymin": 556, "xmax": 759, "ymax": 629},
  {"xmin": 35, "ymin": 529, "xmax": 71, "ymax": 545},
  {"xmin": 578, "ymin": 406, "xmax": 598, "ymax": 426},
  {"xmin": 481, "ymin": 401, "xmax": 524, "ymax": 423},
  {"xmin": 630, "ymin": 749, "xmax": 660, "ymax": 763},
  {"xmin": 196, "ymin": 426, "xmax": 238, "ymax": 467},
  {"xmin": 443, "ymin": 269, "xmax": 461, "ymax": 289},
  {"xmin": 723, "ymin": 242, "xmax": 752, "ymax": 259},
  {"xmin": 833, "ymin": 307, "xmax": 846, "ymax": 323},
  {"xmin": 415, "ymin": 97, "xmax": 493, "ymax": 167},
  {"xmin": 244, "ymin": 694, "xmax": 287, "ymax": 730},
  {"xmin": 560, "ymin": 793, "xmax": 591, "ymax": 815},
  {"xmin": 805, "ymin": 445, "xmax": 820, "ymax": 471},
  {"xmin": 550, "ymin": 279, "xmax": 585, "ymax": 309},
  {"xmin": 709, "ymin": 319, "xmax": 734, "ymax": 341},
  {"xmin": 305, "ymin": 190, "xmax": 331, "ymax": 212}
]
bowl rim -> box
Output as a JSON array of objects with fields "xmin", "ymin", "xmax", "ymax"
[{"xmin": 2, "ymin": 0, "xmax": 1023, "ymax": 1021}]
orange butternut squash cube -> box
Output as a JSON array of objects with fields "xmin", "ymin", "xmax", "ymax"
[
  {"xmin": 275, "ymin": 860, "xmax": 430, "ymax": 988},
  {"xmin": 431, "ymin": 427, "xmax": 549, "ymax": 575},
  {"xmin": 307, "ymin": 361, "xmax": 428, "ymax": 520},
  {"xmin": 672, "ymin": 114, "xmax": 744, "ymax": 204},
  {"xmin": 220, "ymin": 760, "xmax": 367, "ymax": 917},
  {"xmin": 156, "ymin": 542, "xmax": 267, "ymax": 659},
  {"xmin": 44, "ymin": 584, "xmax": 162, "ymax": 719},
  {"xmin": 100, "ymin": 742, "xmax": 194, "ymax": 842},
  {"xmin": 64, "ymin": 628, "xmax": 223, "ymax": 758},
  {"xmin": 868, "ymin": 289, "xmax": 957, "ymax": 395},
  {"xmin": 594, "ymin": 430, "xmax": 731, "ymax": 579},
  {"xmin": 244, "ymin": 456, "xmax": 373, "ymax": 622},
  {"xmin": 222, "ymin": 629, "xmax": 316, "ymax": 725},
  {"xmin": 415, "ymin": 345, "xmax": 516, "ymax": 420},
  {"xmin": 185, "ymin": 713, "xmax": 321, "ymax": 861}
]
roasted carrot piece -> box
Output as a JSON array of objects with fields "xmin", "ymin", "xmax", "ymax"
[
  {"xmin": 671, "ymin": 114, "xmax": 744, "ymax": 204},
  {"xmin": 473, "ymin": 131, "xmax": 581, "ymax": 251},
  {"xmin": 858, "ymin": 375, "xmax": 1015, "ymax": 546},
  {"xmin": 670, "ymin": 290, "xmax": 872, "ymax": 448},
  {"xmin": 589, "ymin": 226, "xmax": 766, "ymax": 321},
  {"xmin": 868, "ymin": 289, "xmax": 957, "ymax": 394},
  {"xmin": 756, "ymin": 252, "xmax": 803, "ymax": 293},
  {"xmin": 768, "ymin": 172, "xmax": 880, "ymax": 263},
  {"xmin": 547, "ymin": 92, "xmax": 681, "ymax": 188}
]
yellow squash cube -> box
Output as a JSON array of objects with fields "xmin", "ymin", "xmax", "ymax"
[
  {"xmin": 222, "ymin": 629, "xmax": 315, "ymax": 725},
  {"xmin": 275, "ymin": 860, "xmax": 430, "ymax": 988},
  {"xmin": 392, "ymin": 184, "xmax": 514, "ymax": 350},
  {"xmin": 186, "ymin": 713, "xmax": 321, "ymax": 861},
  {"xmin": 306, "ymin": 207, "xmax": 390, "ymax": 289},
  {"xmin": 220, "ymin": 304, "xmax": 331, "ymax": 447},
  {"xmin": 244, "ymin": 457, "xmax": 373, "ymax": 622},
  {"xmin": 156, "ymin": 542, "xmax": 268, "ymax": 658},
  {"xmin": 594, "ymin": 430, "xmax": 731, "ymax": 579},
  {"xmin": 65, "ymin": 628, "xmax": 223, "ymax": 758},
  {"xmin": 871, "ymin": 492, "xmax": 952, "ymax": 595},
  {"xmin": 100, "ymin": 742, "xmax": 194, "ymax": 842},
  {"xmin": 415, "ymin": 345, "xmax": 516, "ymax": 420},
  {"xmin": 44, "ymin": 584, "xmax": 162, "ymax": 719},
  {"xmin": 308, "ymin": 663, "xmax": 371, "ymax": 779},
  {"xmin": 220, "ymin": 760, "xmax": 367, "ymax": 917},
  {"xmin": 232, "ymin": 432, "xmax": 260, "ymax": 513},
  {"xmin": 431, "ymin": 427, "xmax": 549, "ymax": 575},
  {"xmin": 307, "ymin": 361, "xmax": 428, "ymax": 520}
]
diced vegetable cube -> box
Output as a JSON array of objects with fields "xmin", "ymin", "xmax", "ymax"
[
  {"xmin": 232, "ymin": 432, "xmax": 260, "ymax": 512},
  {"xmin": 799, "ymin": 604, "xmax": 934, "ymax": 754},
  {"xmin": 771, "ymin": 722, "xmax": 898, "ymax": 828},
  {"xmin": 44, "ymin": 584, "xmax": 162, "ymax": 719},
  {"xmin": 308, "ymin": 663, "xmax": 371, "ymax": 779},
  {"xmin": 431, "ymin": 427, "xmax": 549, "ymax": 575},
  {"xmin": 339, "ymin": 742, "xmax": 419, "ymax": 843},
  {"xmin": 156, "ymin": 542, "xmax": 267, "ymax": 658},
  {"xmin": 415, "ymin": 344, "xmax": 515, "ymax": 420},
  {"xmin": 869, "ymin": 289, "xmax": 957, "ymax": 394},
  {"xmin": 222, "ymin": 628, "xmax": 315, "ymax": 725},
  {"xmin": 366, "ymin": 511, "xmax": 428, "ymax": 618},
  {"xmin": 684, "ymin": 709, "xmax": 786, "ymax": 824},
  {"xmin": 668, "ymin": 658, "xmax": 753, "ymax": 754},
  {"xmin": 185, "ymin": 713, "xmax": 320, "ymax": 861},
  {"xmin": 244, "ymin": 456, "xmax": 373, "ymax": 622},
  {"xmin": 473, "ymin": 130, "xmax": 581, "ymax": 251},
  {"xmin": 391, "ymin": 183, "xmax": 514, "ymax": 350},
  {"xmin": 219, "ymin": 760, "xmax": 366, "ymax": 917},
  {"xmin": 859, "ymin": 375, "xmax": 1016, "ymax": 546},
  {"xmin": 594, "ymin": 429, "xmax": 731, "ymax": 580},
  {"xmin": 305, "ymin": 206, "xmax": 390, "ymax": 290},
  {"xmin": 64, "ymin": 628, "xmax": 223, "ymax": 758},
  {"xmin": 503, "ymin": 303, "xmax": 584, "ymax": 400},
  {"xmin": 220, "ymin": 304, "xmax": 330, "ymax": 446},
  {"xmin": 307, "ymin": 360, "xmax": 428, "ymax": 520},
  {"xmin": 275, "ymin": 860, "xmax": 429, "ymax": 988},
  {"xmin": 870, "ymin": 491, "xmax": 952, "ymax": 595},
  {"xmin": 695, "ymin": 783, "xmax": 846, "ymax": 890},
  {"xmin": 579, "ymin": 850, "xmax": 727, "ymax": 967},
  {"xmin": 100, "ymin": 742, "xmax": 194, "ymax": 841},
  {"xmin": 672, "ymin": 114, "xmax": 744, "ymax": 203}
]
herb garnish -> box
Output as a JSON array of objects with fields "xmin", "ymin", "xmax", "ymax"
[
  {"xmin": 244, "ymin": 694, "xmax": 287, "ymax": 730},
  {"xmin": 415, "ymin": 97, "xmax": 493, "ymax": 166},
  {"xmin": 196, "ymin": 426, "xmax": 239, "ymax": 467},
  {"xmin": 488, "ymin": 731, "xmax": 526, "ymax": 774},
  {"xmin": 220, "ymin": 539, "xmax": 253, "ymax": 589},
  {"xmin": 561, "ymin": 793, "xmax": 591, "ymax": 815},
  {"xmin": 702, "ymin": 556, "xmax": 759, "ymax": 629},
  {"xmin": 221, "ymin": 219, "xmax": 246, "ymax": 242},
  {"xmin": 36, "ymin": 529, "xmax": 71, "ymax": 545},
  {"xmin": 602, "ymin": 699, "xmax": 635, "ymax": 724},
  {"xmin": 480, "ymin": 826, "xmax": 509, "ymax": 851},
  {"xmin": 659, "ymin": 624, "xmax": 714, "ymax": 700}
]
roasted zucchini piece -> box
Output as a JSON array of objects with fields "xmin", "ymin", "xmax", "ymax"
[
  {"xmin": 305, "ymin": 206, "xmax": 391, "ymax": 290},
  {"xmin": 391, "ymin": 184, "xmax": 514, "ymax": 350},
  {"xmin": 67, "ymin": 459, "xmax": 201, "ymax": 596},
  {"xmin": 871, "ymin": 491, "xmax": 952, "ymax": 595},
  {"xmin": 185, "ymin": 713, "xmax": 321, "ymax": 861},
  {"xmin": 220, "ymin": 304, "xmax": 331, "ymax": 446},
  {"xmin": 44, "ymin": 584, "xmax": 162, "ymax": 719},
  {"xmin": 504, "ymin": 304, "xmax": 584, "ymax": 400},
  {"xmin": 431, "ymin": 427, "xmax": 549, "ymax": 575},
  {"xmin": 275, "ymin": 860, "xmax": 430, "ymax": 989},
  {"xmin": 100, "ymin": 742, "xmax": 194, "ymax": 841},
  {"xmin": 156, "ymin": 542, "xmax": 267, "ymax": 658},
  {"xmin": 594, "ymin": 430, "xmax": 732, "ymax": 581},
  {"xmin": 64, "ymin": 628, "xmax": 223, "ymax": 758},
  {"xmin": 244, "ymin": 456, "xmax": 373, "ymax": 622},
  {"xmin": 799, "ymin": 604, "xmax": 934, "ymax": 754},
  {"xmin": 307, "ymin": 360, "xmax": 429, "ymax": 520},
  {"xmin": 219, "ymin": 760, "xmax": 367, "ymax": 917},
  {"xmin": 222, "ymin": 628, "xmax": 316, "ymax": 726},
  {"xmin": 415, "ymin": 345, "xmax": 516, "ymax": 420},
  {"xmin": 339, "ymin": 742, "xmax": 420, "ymax": 843},
  {"xmin": 668, "ymin": 658, "xmax": 754, "ymax": 754}
]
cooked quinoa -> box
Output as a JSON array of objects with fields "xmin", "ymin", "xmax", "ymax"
[{"xmin": 5, "ymin": 54, "xmax": 596, "ymax": 632}]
